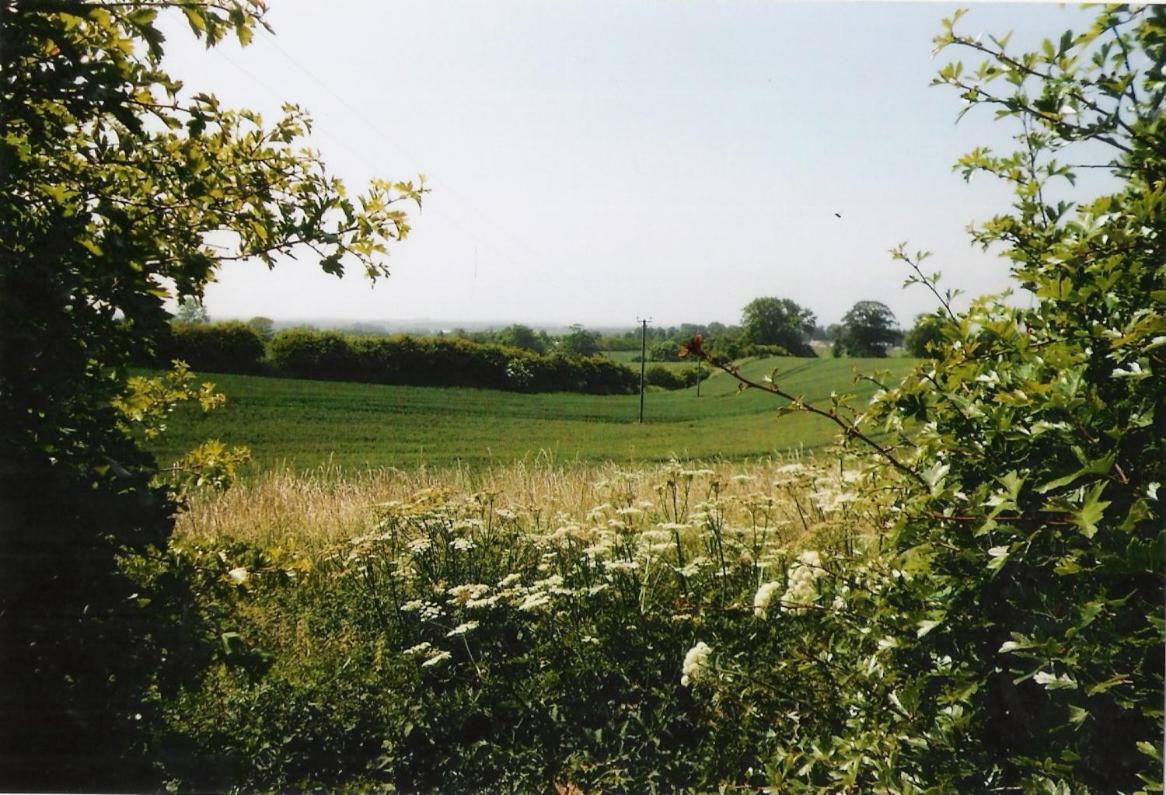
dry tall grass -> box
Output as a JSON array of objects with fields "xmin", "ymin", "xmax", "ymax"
[{"xmin": 175, "ymin": 452, "xmax": 862, "ymax": 552}]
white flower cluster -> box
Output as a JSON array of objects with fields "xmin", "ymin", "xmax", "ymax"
[
  {"xmin": 753, "ymin": 581, "xmax": 782, "ymax": 618},
  {"xmin": 781, "ymin": 550, "xmax": 825, "ymax": 612},
  {"xmin": 681, "ymin": 641, "xmax": 712, "ymax": 687},
  {"xmin": 400, "ymin": 599, "xmax": 443, "ymax": 620},
  {"xmin": 447, "ymin": 583, "xmax": 489, "ymax": 606}
]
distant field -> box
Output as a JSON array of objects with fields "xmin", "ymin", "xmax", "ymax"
[{"xmin": 147, "ymin": 355, "xmax": 919, "ymax": 470}]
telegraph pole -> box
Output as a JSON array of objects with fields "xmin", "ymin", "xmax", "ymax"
[{"xmin": 637, "ymin": 317, "xmax": 651, "ymax": 423}]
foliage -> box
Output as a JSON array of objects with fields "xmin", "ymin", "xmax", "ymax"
[
  {"xmin": 0, "ymin": 1, "xmax": 419, "ymax": 787},
  {"xmin": 648, "ymin": 339, "xmax": 683, "ymax": 361},
  {"xmin": 494, "ymin": 323, "xmax": 549, "ymax": 354},
  {"xmin": 246, "ymin": 316, "xmax": 275, "ymax": 341},
  {"xmin": 685, "ymin": 6, "xmax": 1164, "ymax": 789},
  {"xmin": 557, "ymin": 324, "xmax": 602, "ymax": 357},
  {"xmin": 903, "ymin": 311, "xmax": 951, "ymax": 358},
  {"xmin": 265, "ymin": 327, "xmax": 640, "ymax": 394},
  {"xmin": 150, "ymin": 463, "xmax": 864, "ymax": 791},
  {"xmin": 174, "ymin": 296, "xmax": 210, "ymax": 325},
  {"xmin": 835, "ymin": 299, "xmax": 902, "ymax": 357},
  {"xmin": 161, "ymin": 320, "xmax": 268, "ymax": 374},
  {"xmin": 740, "ymin": 297, "xmax": 817, "ymax": 357}
]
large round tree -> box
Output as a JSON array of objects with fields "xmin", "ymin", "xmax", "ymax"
[
  {"xmin": 836, "ymin": 300, "xmax": 901, "ymax": 357},
  {"xmin": 740, "ymin": 296, "xmax": 816, "ymax": 356}
]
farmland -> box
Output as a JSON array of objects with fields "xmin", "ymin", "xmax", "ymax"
[{"xmin": 147, "ymin": 354, "xmax": 919, "ymax": 469}]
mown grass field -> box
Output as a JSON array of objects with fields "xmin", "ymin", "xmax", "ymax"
[{"xmin": 148, "ymin": 355, "xmax": 918, "ymax": 470}]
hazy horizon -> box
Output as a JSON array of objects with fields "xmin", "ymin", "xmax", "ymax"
[{"xmin": 159, "ymin": 1, "xmax": 1100, "ymax": 330}]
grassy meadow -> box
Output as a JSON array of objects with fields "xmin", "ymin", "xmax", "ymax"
[{"xmin": 148, "ymin": 354, "xmax": 919, "ymax": 470}]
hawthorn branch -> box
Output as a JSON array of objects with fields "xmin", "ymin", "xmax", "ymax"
[{"xmin": 682, "ymin": 340, "xmax": 926, "ymax": 488}]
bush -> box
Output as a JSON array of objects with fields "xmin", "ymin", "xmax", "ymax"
[
  {"xmin": 264, "ymin": 330, "xmax": 639, "ymax": 394},
  {"xmin": 162, "ymin": 322, "xmax": 267, "ymax": 374},
  {"xmin": 645, "ymin": 365, "xmax": 684, "ymax": 390},
  {"xmin": 267, "ymin": 329, "xmax": 354, "ymax": 379},
  {"xmin": 648, "ymin": 340, "xmax": 683, "ymax": 362}
]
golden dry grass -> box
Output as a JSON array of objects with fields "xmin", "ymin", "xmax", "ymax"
[{"xmin": 175, "ymin": 453, "xmax": 860, "ymax": 552}]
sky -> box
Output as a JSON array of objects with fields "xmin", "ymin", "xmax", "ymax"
[{"xmin": 158, "ymin": 1, "xmax": 1098, "ymax": 329}]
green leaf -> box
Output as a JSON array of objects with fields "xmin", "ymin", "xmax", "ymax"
[
  {"xmin": 1035, "ymin": 452, "xmax": 1115, "ymax": 494},
  {"xmin": 1073, "ymin": 482, "xmax": 1110, "ymax": 538}
]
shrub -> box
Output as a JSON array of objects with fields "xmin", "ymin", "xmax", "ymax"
[
  {"xmin": 684, "ymin": 7, "xmax": 1165, "ymax": 790},
  {"xmin": 648, "ymin": 340, "xmax": 683, "ymax": 362},
  {"xmin": 264, "ymin": 329, "xmax": 639, "ymax": 394},
  {"xmin": 645, "ymin": 365, "xmax": 684, "ymax": 390},
  {"xmin": 162, "ymin": 322, "xmax": 267, "ymax": 374},
  {"xmin": 268, "ymin": 329, "xmax": 354, "ymax": 379}
]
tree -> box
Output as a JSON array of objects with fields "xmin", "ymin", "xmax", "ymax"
[
  {"xmin": 836, "ymin": 300, "xmax": 901, "ymax": 357},
  {"xmin": 495, "ymin": 323, "xmax": 546, "ymax": 354},
  {"xmin": 0, "ymin": 2, "xmax": 422, "ymax": 787},
  {"xmin": 903, "ymin": 312, "xmax": 948, "ymax": 358},
  {"xmin": 558, "ymin": 324, "xmax": 600, "ymax": 357},
  {"xmin": 246, "ymin": 315, "xmax": 275, "ymax": 341},
  {"xmin": 681, "ymin": 7, "xmax": 1163, "ymax": 788},
  {"xmin": 174, "ymin": 295, "xmax": 210, "ymax": 324},
  {"xmin": 740, "ymin": 297, "xmax": 816, "ymax": 356}
]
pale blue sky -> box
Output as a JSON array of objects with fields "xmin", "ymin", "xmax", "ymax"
[{"xmin": 160, "ymin": 2, "xmax": 1096, "ymax": 329}]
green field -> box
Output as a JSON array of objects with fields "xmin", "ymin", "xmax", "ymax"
[{"xmin": 148, "ymin": 355, "xmax": 918, "ymax": 469}]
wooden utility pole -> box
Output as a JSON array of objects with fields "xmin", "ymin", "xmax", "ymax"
[{"xmin": 637, "ymin": 318, "xmax": 650, "ymax": 423}]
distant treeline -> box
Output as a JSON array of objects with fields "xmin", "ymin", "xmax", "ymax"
[{"xmin": 152, "ymin": 323, "xmax": 645, "ymax": 395}]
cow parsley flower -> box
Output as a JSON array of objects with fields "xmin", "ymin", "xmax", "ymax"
[
  {"xmin": 421, "ymin": 650, "xmax": 452, "ymax": 668},
  {"xmin": 753, "ymin": 581, "xmax": 782, "ymax": 618},
  {"xmin": 681, "ymin": 641, "xmax": 712, "ymax": 687},
  {"xmin": 781, "ymin": 550, "xmax": 825, "ymax": 612},
  {"xmin": 446, "ymin": 621, "xmax": 479, "ymax": 637}
]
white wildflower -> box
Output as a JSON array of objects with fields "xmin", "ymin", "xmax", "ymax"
[
  {"xmin": 450, "ymin": 537, "xmax": 475, "ymax": 552},
  {"xmin": 421, "ymin": 650, "xmax": 452, "ymax": 668},
  {"xmin": 447, "ymin": 583, "xmax": 489, "ymax": 605},
  {"xmin": 753, "ymin": 581, "xmax": 782, "ymax": 618},
  {"xmin": 446, "ymin": 621, "xmax": 479, "ymax": 637},
  {"xmin": 681, "ymin": 641, "xmax": 712, "ymax": 687},
  {"xmin": 227, "ymin": 567, "xmax": 249, "ymax": 586},
  {"xmin": 781, "ymin": 550, "xmax": 825, "ymax": 612},
  {"xmin": 497, "ymin": 573, "xmax": 522, "ymax": 588},
  {"xmin": 403, "ymin": 642, "xmax": 433, "ymax": 656},
  {"xmin": 517, "ymin": 592, "xmax": 552, "ymax": 612}
]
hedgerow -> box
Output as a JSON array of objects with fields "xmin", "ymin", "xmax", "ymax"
[{"xmin": 266, "ymin": 328, "xmax": 640, "ymax": 394}]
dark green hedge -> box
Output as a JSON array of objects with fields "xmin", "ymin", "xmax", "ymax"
[
  {"xmin": 146, "ymin": 324, "xmax": 639, "ymax": 394},
  {"xmin": 158, "ymin": 322, "xmax": 267, "ymax": 374}
]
